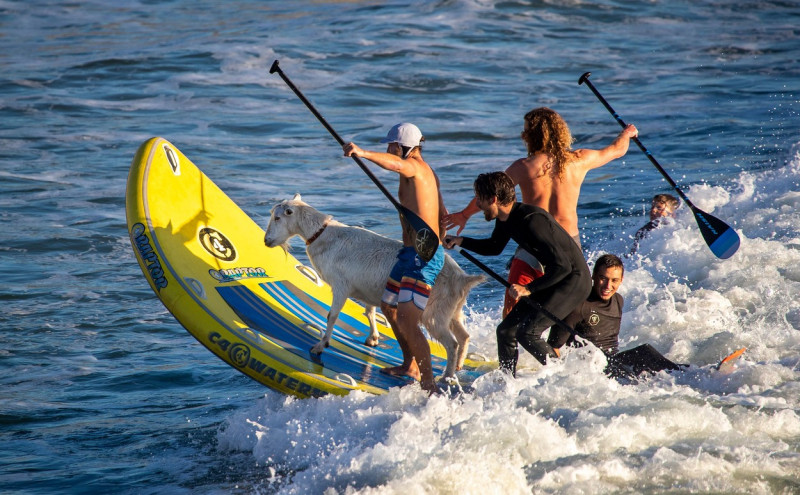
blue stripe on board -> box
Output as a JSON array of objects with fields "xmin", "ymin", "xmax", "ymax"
[
  {"xmin": 261, "ymin": 282, "xmax": 404, "ymax": 367},
  {"xmin": 217, "ymin": 285, "xmax": 412, "ymax": 390},
  {"xmin": 261, "ymin": 281, "xmax": 448, "ymax": 371},
  {"xmin": 262, "ymin": 281, "xmax": 407, "ymax": 364}
]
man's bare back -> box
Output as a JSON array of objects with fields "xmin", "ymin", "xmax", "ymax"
[
  {"xmin": 445, "ymin": 121, "xmax": 638, "ymax": 238},
  {"xmin": 506, "ymin": 154, "xmax": 583, "ymax": 238}
]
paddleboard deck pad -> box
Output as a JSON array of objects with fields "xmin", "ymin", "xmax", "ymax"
[{"xmin": 126, "ymin": 137, "xmax": 491, "ymax": 398}]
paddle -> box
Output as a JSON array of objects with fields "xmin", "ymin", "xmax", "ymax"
[
  {"xmin": 578, "ymin": 72, "xmax": 740, "ymax": 259},
  {"xmin": 269, "ymin": 60, "xmax": 440, "ymax": 262},
  {"xmin": 450, "ymin": 244, "xmax": 578, "ymax": 340}
]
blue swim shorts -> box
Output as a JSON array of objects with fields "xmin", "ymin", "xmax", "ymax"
[{"xmin": 382, "ymin": 245, "xmax": 444, "ymax": 310}]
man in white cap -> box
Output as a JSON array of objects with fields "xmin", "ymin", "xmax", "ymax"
[{"xmin": 343, "ymin": 123, "xmax": 447, "ymax": 394}]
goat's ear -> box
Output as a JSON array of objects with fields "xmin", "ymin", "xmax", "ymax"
[{"xmin": 292, "ymin": 193, "xmax": 302, "ymax": 202}]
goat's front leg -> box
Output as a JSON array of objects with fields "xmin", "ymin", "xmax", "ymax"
[
  {"xmin": 311, "ymin": 291, "xmax": 347, "ymax": 354},
  {"xmin": 363, "ymin": 306, "xmax": 380, "ymax": 347}
]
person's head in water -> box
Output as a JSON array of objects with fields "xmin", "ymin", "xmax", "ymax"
[
  {"xmin": 592, "ymin": 254, "xmax": 624, "ymax": 301},
  {"xmin": 520, "ymin": 107, "xmax": 575, "ymax": 179},
  {"xmin": 473, "ymin": 171, "xmax": 515, "ymax": 221},
  {"xmin": 649, "ymin": 194, "xmax": 679, "ymax": 221}
]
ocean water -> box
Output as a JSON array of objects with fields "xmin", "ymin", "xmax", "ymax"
[{"xmin": 2, "ymin": 0, "xmax": 800, "ymax": 493}]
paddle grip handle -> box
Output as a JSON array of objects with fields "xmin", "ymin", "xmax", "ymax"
[{"xmin": 270, "ymin": 60, "xmax": 402, "ymax": 211}]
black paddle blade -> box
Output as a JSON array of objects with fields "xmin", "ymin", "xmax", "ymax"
[
  {"xmin": 691, "ymin": 206, "xmax": 739, "ymax": 259},
  {"xmin": 401, "ymin": 206, "xmax": 439, "ymax": 262}
]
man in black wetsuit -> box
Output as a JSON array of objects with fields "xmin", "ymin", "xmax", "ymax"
[
  {"xmin": 548, "ymin": 253, "xmax": 683, "ymax": 377},
  {"xmin": 443, "ymin": 172, "xmax": 591, "ymax": 375}
]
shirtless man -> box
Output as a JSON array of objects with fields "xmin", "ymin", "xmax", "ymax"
[
  {"xmin": 343, "ymin": 122, "xmax": 446, "ymax": 393},
  {"xmin": 444, "ymin": 108, "xmax": 638, "ymax": 315}
]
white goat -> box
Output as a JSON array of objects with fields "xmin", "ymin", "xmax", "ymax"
[{"xmin": 264, "ymin": 194, "xmax": 484, "ymax": 379}]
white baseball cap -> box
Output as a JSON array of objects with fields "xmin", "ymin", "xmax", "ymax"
[{"xmin": 380, "ymin": 122, "xmax": 424, "ymax": 148}]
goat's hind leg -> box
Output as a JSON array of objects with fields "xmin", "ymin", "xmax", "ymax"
[
  {"xmin": 450, "ymin": 315, "xmax": 471, "ymax": 371},
  {"xmin": 425, "ymin": 316, "xmax": 460, "ymax": 380}
]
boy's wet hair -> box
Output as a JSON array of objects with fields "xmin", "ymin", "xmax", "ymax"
[{"xmin": 652, "ymin": 194, "xmax": 679, "ymax": 210}]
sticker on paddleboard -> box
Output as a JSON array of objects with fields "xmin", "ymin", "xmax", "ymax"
[
  {"xmin": 198, "ymin": 227, "xmax": 237, "ymax": 261},
  {"xmin": 163, "ymin": 144, "xmax": 180, "ymax": 176},
  {"xmin": 227, "ymin": 342, "xmax": 251, "ymax": 368}
]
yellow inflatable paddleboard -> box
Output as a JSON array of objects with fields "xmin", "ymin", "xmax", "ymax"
[{"xmin": 126, "ymin": 138, "xmax": 485, "ymax": 398}]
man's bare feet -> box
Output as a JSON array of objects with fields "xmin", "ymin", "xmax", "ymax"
[
  {"xmin": 420, "ymin": 380, "xmax": 438, "ymax": 395},
  {"xmin": 380, "ymin": 360, "xmax": 421, "ymax": 380}
]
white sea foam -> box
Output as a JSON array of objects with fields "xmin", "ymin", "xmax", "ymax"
[{"xmin": 215, "ymin": 147, "xmax": 800, "ymax": 493}]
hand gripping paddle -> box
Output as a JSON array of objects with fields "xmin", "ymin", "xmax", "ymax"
[
  {"xmin": 270, "ymin": 60, "xmax": 439, "ymax": 261},
  {"xmin": 579, "ymin": 72, "xmax": 740, "ymax": 259}
]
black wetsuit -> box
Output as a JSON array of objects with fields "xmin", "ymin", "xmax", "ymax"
[
  {"xmin": 547, "ymin": 291, "xmax": 683, "ymax": 378},
  {"xmin": 460, "ymin": 203, "xmax": 591, "ymax": 373},
  {"xmin": 548, "ymin": 293, "xmax": 623, "ymax": 355}
]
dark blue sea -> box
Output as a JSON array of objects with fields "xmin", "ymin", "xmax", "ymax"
[{"xmin": 2, "ymin": 1, "xmax": 799, "ymax": 493}]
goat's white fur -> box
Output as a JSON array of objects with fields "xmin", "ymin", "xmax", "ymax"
[{"xmin": 264, "ymin": 194, "xmax": 483, "ymax": 379}]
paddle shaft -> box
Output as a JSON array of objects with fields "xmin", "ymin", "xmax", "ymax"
[
  {"xmin": 270, "ymin": 60, "xmax": 441, "ymax": 261},
  {"xmin": 578, "ymin": 72, "xmax": 699, "ymax": 209},
  {"xmin": 270, "ymin": 61, "xmax": 404, "ymax": 213},
  {"xmin": 452, "ymin": 245, "xmax": 578, "ymax": 338}
]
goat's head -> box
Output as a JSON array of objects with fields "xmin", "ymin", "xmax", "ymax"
[{"xmin": 264, "ymin": 193, "xmax": 306, "ymax": 250}]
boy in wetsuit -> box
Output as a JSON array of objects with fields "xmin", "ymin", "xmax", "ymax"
[
  {"xmin": 343, "ymin": 123, "xmax": 447, "ymax": 393},
  {"xmin": 629, "ymin": 194, "xmax": 679, "ymax": 256},
  {"xmin": 444, "ymin": 172, "xmax": 591, "ymax": 375}
]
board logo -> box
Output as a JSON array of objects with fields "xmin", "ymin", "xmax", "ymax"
[
  {"xmin": 163, "ymin": 144, "xmax": 180, "ymax": 176},
  {"xmin": 130, "ymin": 222, "xmax": 168, "ymax": 291},
  {"xmin": 209, "ymin": 267, "xmax": 268, "ymax": 283},
  {"xmin": 198, "ymin": 227, "xmax": 237, "ymax": 261},
  {"xmin": 228, "ymin": 343, "xmax": 251, "ymax": 368}
]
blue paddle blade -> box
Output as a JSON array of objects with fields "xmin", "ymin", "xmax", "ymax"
[
  {"xmin": 693, "ymin": 207, "xmax": 740, "ymax": 259},
  {"xmin": 709, "ymin": 227, "xmax": 740, "ymax": 259}
]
